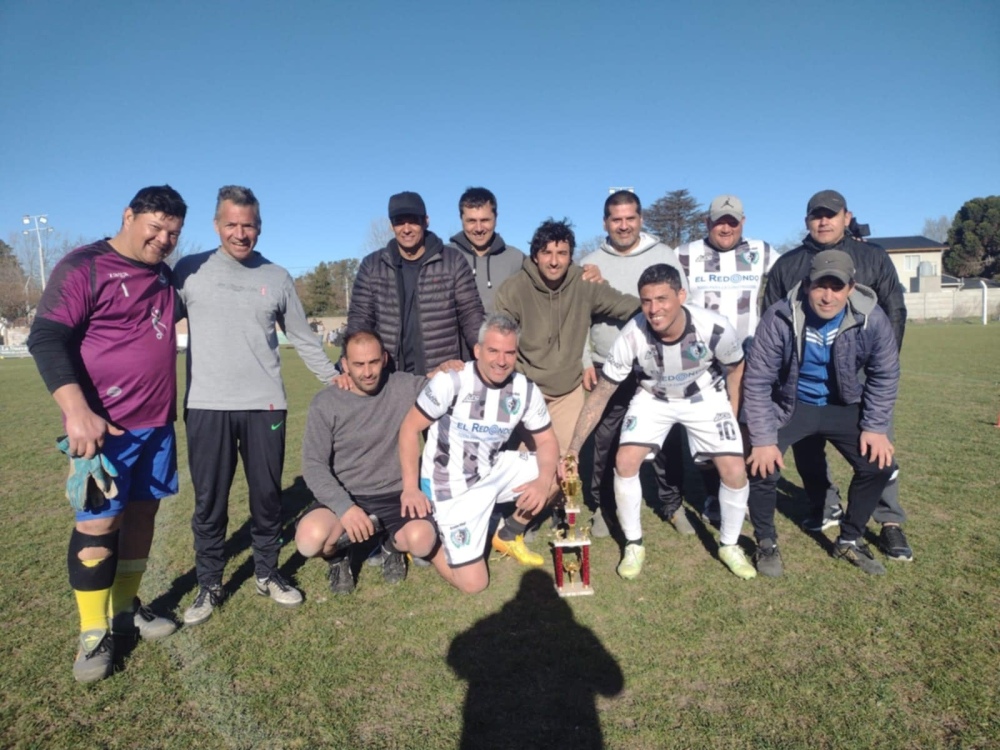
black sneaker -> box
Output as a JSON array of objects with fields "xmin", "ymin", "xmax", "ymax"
[
  {"xmin": 833, "ymin": 539, "xmax": 886, "ymax": 576},
  {"xmin": 381, "ymin": 546, "xmax": 407, "ymax": 584},
  {"xmin": 878, "ymin": 525, "xmax": 913, "ymax": 561},
  {"xmin": 754, "ymin": 538, "xmax": 784, "ymax": 578},
  {"xmin": 802, "ymin": 504, "xmax": 844, "ymax": 532},
  {"xmin": 327, "ymin": 555, "xmax": 355, "ymax": 595}
]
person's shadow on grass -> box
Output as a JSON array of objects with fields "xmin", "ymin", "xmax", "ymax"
[{"xmin": 447, "ymin": 569, "xmax": 624, "ymax": 750}]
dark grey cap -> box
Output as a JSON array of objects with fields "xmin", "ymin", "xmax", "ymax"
[
  {"xmin": 809, "ymin": 249, "xmax": 855, "ymax": 284},
  {"xmin": 807, "ymin": 190, "xmax": 847, "ymax": 216},
  {"xmin": 388, "ymin": 191, "xmax": 426, "ymax": 219}
]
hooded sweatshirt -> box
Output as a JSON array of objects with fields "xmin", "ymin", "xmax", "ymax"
[
  {"xmin": 578, "ymin": 232, "xmax": 687, "ymax": 365},
  {"xmin": 494, "ymin": 257, "xmax": 640, "ymax": 397},
  {"xmin": 743, "ymin": 281, "xmax": 899, "ymax": 446},
  {"xmin": 448, "ymin": 231, "xmax": 525, "ymax": 314}
]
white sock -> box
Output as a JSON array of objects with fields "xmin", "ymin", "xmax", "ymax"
[
  {"xmin": 613, "ymin": 470, "xmax": 643, "ymax": 542},
  {"xmin": 718, "ymin": 481, "xmax": 749, "ymax": 546}
]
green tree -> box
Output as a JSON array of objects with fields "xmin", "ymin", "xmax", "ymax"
[
  {"xmin": 942, "ymin": 196, "xmax": 1000, "ymax": 279},
  {"xmin": 296, "ymin": 258, "xmax": 360, "ymax": 316},
  {"xmin": 0, "ymin": 239, "xmax": 32, "ymax": 320},
  {"xmin": 642, "ymin": 189, "xmax": 706, "ymax": 248}
]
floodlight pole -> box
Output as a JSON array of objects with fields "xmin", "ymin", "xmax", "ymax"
[{"xmin": 22, "ymin": 214, "xmax": 54, "ymax": 292}]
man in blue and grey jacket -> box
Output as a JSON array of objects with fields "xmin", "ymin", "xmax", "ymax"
[{"xmin": 743, "ymin": 250, "xmax": 899, "ymax": 577}]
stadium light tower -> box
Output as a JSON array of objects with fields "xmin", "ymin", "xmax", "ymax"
[{"xmin": 22, "ymin": 214, "xmax": 54, "ymax": 292}]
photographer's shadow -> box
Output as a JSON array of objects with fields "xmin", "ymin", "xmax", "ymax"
[{"xmin": 447, "ymin": 569, "xmax": 624, "ymax": 750}]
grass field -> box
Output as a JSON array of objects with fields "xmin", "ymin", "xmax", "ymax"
[{"xmin": 1, "ymin": 322, "xmax": 999, "ymax": 749}]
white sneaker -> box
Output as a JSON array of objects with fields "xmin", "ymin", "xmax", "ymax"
[
  {"xmin": 255, "ymin": 572, "xmax": 303, "ymax": 608},
  {"xmin": 719, "ymin": 544, "xmax": 757, "ymax": 580},
  {"xmin": 184, "ymin": 585, "xmax": 225, "ymax": 626},
  {"xmin": 617, "ymin": 544, "xmax": 646, "ymax": 580}
]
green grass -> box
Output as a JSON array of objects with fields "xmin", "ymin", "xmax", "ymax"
[{"xmin": 1, "ymin": 328, "xmax": 999, "ymax": 749}]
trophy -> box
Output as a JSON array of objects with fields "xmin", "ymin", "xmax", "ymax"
[{"xmin": 552, "ymin": 454, "xmax": 594, "ymax": 596}]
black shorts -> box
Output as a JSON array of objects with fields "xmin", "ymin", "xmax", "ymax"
[{"xmin": 301, "ymin": 492, "xmax": 429, "ymax": 539}]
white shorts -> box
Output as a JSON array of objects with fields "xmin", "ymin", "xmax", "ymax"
[
  {"xmin": 620, "ymin": 388, "xmax": 743, "ymax": 462},
  {"xmin": 422, "ymin": 450, "xmax": 538, "ymax": 566}
]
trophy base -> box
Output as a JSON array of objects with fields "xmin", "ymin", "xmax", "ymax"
[{"xmin": 555, "ymin": 581, "xmax": 595, "ymax": 597}]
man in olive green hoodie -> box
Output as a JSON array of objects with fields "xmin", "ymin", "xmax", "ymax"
[{"xmin": 494, "ymin": 218, "xmax": 640, "ymax": 469}]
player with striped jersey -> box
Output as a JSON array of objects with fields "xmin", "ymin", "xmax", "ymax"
[
  {"xmin": 563, "ymin": 264, "xmax": 757, "ymax": 581},
  {"xmin": 677, "ymin": 195, "xmax": 777, "ymax": 346},
  {"xmin": 675, "ymin": 195, "xmax": 777, "ymax": 524},
  {"xmin": 399, "ymin": 313, "xmax": 560, "ymax": 593}
]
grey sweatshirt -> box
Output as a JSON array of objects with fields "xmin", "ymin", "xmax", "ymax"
[
  {"xmin": 447, "ymin": 231, "xmax": 525, "ymax": 314},
  {"xmin": 578, "ymin": 232, "xmax": 688, "ymax": 366},
  {"xmin": 175, "ymin": 249, "xmax": 338, "ymax": 410},
  {"xmin": 301, "ymin": 372, "xmax": 425, "ymax": 518}
]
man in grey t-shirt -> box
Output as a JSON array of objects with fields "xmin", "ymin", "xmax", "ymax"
[
  {"xmin": 175, "ymin": 185, "xmax": 339, "ymax": 626},
  {"xmin": 295, "ymin": 330, "xmax": 437, "ymax": 593}
]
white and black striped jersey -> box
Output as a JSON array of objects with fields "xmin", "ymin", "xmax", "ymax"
[
  {"xmin": 676, "ymin": 238, "xmax": 777, "ymax": 343},
  {"xmin": 602, "ymin": 306, "xmax": 744, "ymax": 403},
  {"xmin": 417, "ymin": 362, "xmax": 551, "ymax": 501}
]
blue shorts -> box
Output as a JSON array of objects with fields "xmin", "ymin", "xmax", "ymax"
[{"xmin": 74, "ymin": 425, "xmax": 178, "ymax": 522}]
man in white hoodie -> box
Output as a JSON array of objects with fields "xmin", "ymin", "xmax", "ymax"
[{"xmin": 578, "ymin": 190, "xmax": 689, "ymax": 537}]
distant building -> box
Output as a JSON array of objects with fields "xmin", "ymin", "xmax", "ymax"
[{"xmin": 869, "ymin": 236, "xmax": 947, "ymax": 293}]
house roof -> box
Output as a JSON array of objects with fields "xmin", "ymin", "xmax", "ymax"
[{"xmin": 868, "ymin": 235, "xmax": 947, "ymax": 251}]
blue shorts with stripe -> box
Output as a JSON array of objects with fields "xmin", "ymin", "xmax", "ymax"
[{"xmin": 74, "ymin": 424, "xmax": 178, "ymax": 522}]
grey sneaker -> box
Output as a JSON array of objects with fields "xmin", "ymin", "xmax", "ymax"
[
  {"xmin": 669, "ymin": 509, "xmax": 696, "ymax": 535},
  {"xmin": 111, "ymin": 597, "xmax": 177, "ymax": 641},
  {"xmin": 590, "ymin": 509, "xmax": 610, "ymax": 538},
  {"xmin": 878, "ymin": 525, "xmax": 913, "ymax": 561},
  {"xmin": 255, "ymin": 571, "xmax": 304, "ymax": 607},
  {"xmin": 754, "ymin": 538, "xmax": 784, "ymax": 577},
  {"xmin": 73, "ymin": 629, "xmax": 113, "ymax": 683},
  {"xmin": 833, "ymin": 539, "xmax": 886, "ymax": 576},
  {"xmin": 183, "ymin": 584, "xmax": 226, "ymax": 626},
  {"xmin": 380, "ymin": 546, "xmax": 408, "ymax": 584},
  {"xmin": 327, "ymin": 555, "xmax": 355, "ymax": 595}
]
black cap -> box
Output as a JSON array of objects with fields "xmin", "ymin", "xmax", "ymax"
[
  {"xmin": 807, "ymin": 190, "xmax": 847, "ymax": 216},
  {"xmin": 388, "ymin": 191, "xmax": 426, "ymax": 220}
]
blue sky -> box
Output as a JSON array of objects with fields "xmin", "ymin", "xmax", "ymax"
[{"xmin": 3, "ymin": 0, "xmax": 998, "ymax": 276}]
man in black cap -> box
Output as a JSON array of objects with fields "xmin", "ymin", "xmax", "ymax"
[
  {"xmin": 745, "ymin": 250, "xmax": 899, "ymax": 576},
  {"xmin": 348, "ymin": 191, "xmax": 484, "ymax": 375},
  {"xmin": 762, "ymin": 190, "xmax": 911, "ymax": 562}
]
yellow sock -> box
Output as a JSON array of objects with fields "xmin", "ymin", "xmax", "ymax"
[
  {"xmin": 110, "ymin": 558, "xmax": 147, "ymax": 616},
  {"xmin": 75, "ymin": 559, "xmax": 111, "ymax": 633}
]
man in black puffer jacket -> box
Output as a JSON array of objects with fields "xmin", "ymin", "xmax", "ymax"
[
  {"xmin": 763, "ymin": 189, "xmax": 911, "ymax": 562},
  {"xmin": 348, "ymin": 191, "xmax": 484, "ymax": 375}
]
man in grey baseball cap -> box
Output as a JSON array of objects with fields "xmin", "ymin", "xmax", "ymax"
[
  {"xmin": 674, "ymin": 193, "xmax": 779, "ymax": 529},
  {"xmin": 744, "ymin": 248, "xmax": 900, "ymax": 576}
]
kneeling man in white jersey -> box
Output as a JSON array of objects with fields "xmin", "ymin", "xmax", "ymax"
[
  {"xmin": 399, "ymin": 313, "xmax": 560, "ymax": 594},
  {"xmin": 564, "ymin": 264, "xmax": 756, "ymax": 580}
]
